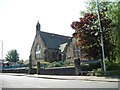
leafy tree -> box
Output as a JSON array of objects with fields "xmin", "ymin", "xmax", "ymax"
[
  {"xmin": 71, "ymin": 12, "xmax": 114, "ymax": 61},
  {"xmin": 5, "ymin": 49, "xmax": 19, "ymax": 62},
  {"xmin": 80, "ymin": 1, "xmax": 120, "ymax": 62}
]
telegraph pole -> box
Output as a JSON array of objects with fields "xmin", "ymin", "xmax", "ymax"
[{"xmin": 96, "ymin": 0, "xmax": 106, "ymax": 75}]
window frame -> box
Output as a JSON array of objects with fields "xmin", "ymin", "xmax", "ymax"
[{"xmin": 35, "ymin": 44, "xmax": 41, "ymax": 60}]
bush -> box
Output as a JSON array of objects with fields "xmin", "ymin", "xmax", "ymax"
[
  {"xmin": 95, "ymin": 68, "xmax": 104, "ymax": 76},
  {"xmin": 48, "ymin": 61, "xmax": 64, "ymax": 67},
  {"xmin": 40, "ymin": 61, "xmax": 51, "ymax": 68},
  {"xmin": 89, "ymin": 63, "xmax": 101, "ymax": 70},
  {"xmin": 80, "ymin": 63, "xmax": 90, "ymax": 71},
  {"xmin": 80, "ymin": 62, "xmax": 101, "ymax": 71},
  {"xmin": 106, "ymin": 62, "xmax": 120, "ymax": 71},
  {"xmin": 107, "ymin": 70, "xmax": 120, "ymax": 76},
  {"xmin": 63, "ymin": 61, "xmax": 74, "ymax": 67}
]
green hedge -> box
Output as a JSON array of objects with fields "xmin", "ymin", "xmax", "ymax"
[{"xmin": 107, "ymin": 63, "xmax": 120, "ymax": 71}]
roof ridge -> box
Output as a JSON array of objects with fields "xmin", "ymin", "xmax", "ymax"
[{"xmin": 40, "ymin": 31, "xmax": 71, "ymax": 37}]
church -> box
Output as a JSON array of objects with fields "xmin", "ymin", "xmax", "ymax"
[{"xmin": 30, "ymin": 21, "xmax": 73, "ymax": 66}]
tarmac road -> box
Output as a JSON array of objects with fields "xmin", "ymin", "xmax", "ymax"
[{"xmin": 1, "ymin": 73, "xmax": 119, "ymax": 88}]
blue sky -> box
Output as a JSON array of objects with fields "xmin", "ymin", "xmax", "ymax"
[{"xmin": 0, "ymin": 0, "xmax": 87, "ymax": 60}]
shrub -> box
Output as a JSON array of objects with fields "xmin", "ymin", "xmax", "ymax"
[
  {"xmin": 89, "ymin": 63, "xmax": 101, "ymax": 70},
  {"xmin": 48, "ymin": 61, "xmax": 64, "ymax": 67},
  {"xmin": 63, "ymin": 61, "xmax": 74, "ymax": 67},
  {"xmin": 80, "ymin": 62, "xmax": 101, "ymax": 71},
  {"xmin": 106, "ymin": 62, "xmax": 120, "ymax": 71},
  {"xmin": 80, "ymin": 63, "xmax": 91, "ymax": 71},
  {"xmin": 95, "ymin": 68, "xmax": 104, "ymax": 76}
]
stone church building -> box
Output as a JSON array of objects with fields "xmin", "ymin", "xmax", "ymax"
[{"xmin": 30, "ymin": 21, "xmax": 73, "ymax": 66}]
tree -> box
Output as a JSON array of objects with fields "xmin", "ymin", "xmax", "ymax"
[
  {"xmin": 71, "ymin": 12, "xmax": 114, "ymax": 61},
  {"xmin": 80, "ymin": 0, "xmax": 120, "ymax": 62},
  {"xmin": 5, "ymin": 49, "xmax": 19, "ymax": 62},
  {"xmin": 17, "ymin": 60, "xmax": 24, "ymax": 65}
]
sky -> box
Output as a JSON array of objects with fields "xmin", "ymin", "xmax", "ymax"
[{"xmin": 0, "ymin": 0, "xmax": 87, "ymax": 60}]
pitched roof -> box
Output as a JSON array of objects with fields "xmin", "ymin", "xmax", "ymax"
[{"xmin": 40, "ymin": 31, "xmax": 71, "ymax": 49}]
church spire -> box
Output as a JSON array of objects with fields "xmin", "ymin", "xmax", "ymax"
[
  {"xmin": 37, "ymin": 20, "xmax": 40, "ymax": 25},
  {"xmin": 36, "ymin": 20, "xmax": 41, "ymax": 35}
]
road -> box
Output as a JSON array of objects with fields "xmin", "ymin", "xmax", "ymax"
[{"xmin": 0, "ymin": 74, "xmax": 118, "ymax": 88}]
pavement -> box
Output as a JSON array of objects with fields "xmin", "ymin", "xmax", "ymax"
[{"xmin": 2, "ymin": 73, "xmax": 119, "ymax": 82}]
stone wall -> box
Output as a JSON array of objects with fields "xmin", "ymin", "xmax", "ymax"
[
  {"xmin": 2, "ymin": 67, "xmax": 75, "ymax": 75},
  {"xmin": 66, "ymin": 42, "xmax": 74, "ymax": 62},
  {"xmin": 39, "ymin": 67, "xmax": 75, "ymax": 75}
]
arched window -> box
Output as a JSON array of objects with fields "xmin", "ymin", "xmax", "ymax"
[{"xmin": 35, "ymin": 44, "xmax": 41, "ymax": 60}]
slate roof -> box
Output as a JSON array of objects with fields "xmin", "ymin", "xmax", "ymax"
[{"xmin": 40, "ymin": 31, "xmax": 71, "ymax": 49}]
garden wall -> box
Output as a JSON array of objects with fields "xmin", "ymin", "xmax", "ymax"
[{"xmin": 2, "ymin": 67, "xmax": 75, "ymax": 75}]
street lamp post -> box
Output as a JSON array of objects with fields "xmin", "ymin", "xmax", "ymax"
[
  {"xmin": 96, "ymin": 0, "xmax": 106, "ymax": 75},
  {"xmin": 0, "ymin": 40, "xmax": 3, "ymax": 72},
  {"xmin": 0, "ymin": 40, "xmax": 3, "ymax": 60}
]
